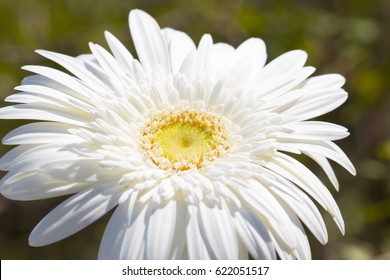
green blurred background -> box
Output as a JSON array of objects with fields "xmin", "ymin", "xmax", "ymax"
[{"xmin": 0, "ymin": 0, "xmax": 389, "ymax": 259}]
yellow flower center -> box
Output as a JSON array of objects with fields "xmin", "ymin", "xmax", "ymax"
[
  {"xmin": 141, "ymin": 108, "xmax": 230, "ymax": 171},
  {"xmin": 158, "ymin": 122, "xmax": 213, "ymax": 161}
]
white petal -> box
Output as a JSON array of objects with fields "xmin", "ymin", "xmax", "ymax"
[
  {"xmin": 12, "ymin": 84, "xmax": 95, "ymax": 112},
  {"xmin": 233, "ymin": 178, "xmax": 297, "ymax": 250},
  {"xmin": 198, "ymin": 199, "xmax": 238, "ymax": 259},
  {"xmin": 258, "ymin": 50, "xmax": 308, "ymax": 83},
  {"xmin": 161, "ymin": 27, "xmax": 196, "ymax": 74},
  {"xmin": 3, "ymin": 122, "xmax": 83, "ymax": 145},
  {"xmin": 270, "ymin": 233, "xmax": 294, "ymax": 259},
  {"xmin": 283, "ymin": 89, "xmax": 348, "ymax": 121},
  {"xmin": 186, "ymin": 205, "xmax": 213, "ymax": 259},
  {"xmin": 260, "ymin": 67, "xmax": 316, "ymax": 105},
  {"xmin": 207, "ymin": 79, "xmax": 225, "ymax": 107},
  {"xmin": 210, "ymin": 43, "xmax": 235, "ymax": 72},
  {"xmin": 1, "ymin": 171, "xmax": 89, "ymax": 200},
  {"xmin": 262, "ymin": 174, "xmax": 328, "ymax": 244},
  {"xmin": 76, "ymin": 54, "xmax": 96, "ymax": 63},
  {"xmin": 235, "ymin": 38, "xmax": 267, "ymax": 69},
  {"xmin": 88, "ymin": 43, "xmax": 125, "ymax": 83},
  {"xmin": 234, "ymin": 208, "xmax": 276, "ymax": 259},
  {"xmin": 194, "ymin": 34, "xmax": 213, "ymax": 78},
  {"xmin": 281, "ymin": 206, "xmax": 311, "ymax": 259},
  {"xmin": 299, "ymin": 74, "xmax": 346, "ymax": 90},
  {"xmin": 266, "ymin": 153, "xmax": 345, "ymax": 234},
  {"xmin": 129, "ymin": 10, "xmax": 171, "ymax": 74},
  {"xmin": 0, "ymin": 143, "xmax": 83, "ymax": 171},
  {"xmin": 281, "ymin": 121, "xmax": 350, "ymax": 141},
  {"xmin": 168, "ymin": 196, "xmax": 187, "ymax": 259},
  {"xmin": 277, "ymin": 140, "xmax": 356, "ymax": 175},
  {"xmin": 29, "ymin": 183, "xmax": 122, "ymax": 246},
  {"xmin": 21, "ymin": 67, "xmax": 98, "ymax": 102},
  {"xmin": 98, "ymin": 191, "xmax": 145, "ymax": 259},
  {"xmin": 0, "ymin": 104, "xmax": 92, "ymax": 127},
  {"xmin": 0, "ymin": 145, "xmax": 35, "ymax": 170},
  {"xmin": 36, "ymin": 50, "xmax": 111, "ymax": 93},
  {"xmin": 145, "ymin": 199, "xmax": 177, "ymax": 259},
  {"xmin": 237, "ymin": 238, "xmax": 250, "ymax": 259},
  {"xmin": 304, "ymin": 152, "xmax": 339, "ymax": 190},
  {"xmin": 104, "ymin": 31, "xmax": 135, "ymax": 75}
]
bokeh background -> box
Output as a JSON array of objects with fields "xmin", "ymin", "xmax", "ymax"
[{"xmin": 0, "ymin": 0, "xmax": 389, "ymax": 259}]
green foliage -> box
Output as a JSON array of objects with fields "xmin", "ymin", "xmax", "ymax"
[{"xmin": 0, "ymin": 0, "xmax": 389, "ymax": 259}]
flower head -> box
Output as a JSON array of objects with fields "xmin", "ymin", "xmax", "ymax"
[{"xmin": 0, "ymin": 9, "xmax": 355, "ymax": 259}]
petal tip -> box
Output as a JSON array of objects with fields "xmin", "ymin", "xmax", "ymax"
[
  {"xmin": 129, "ymin": 9, "xmax": 151, "ymax": 24},
  {"xmin": 28, "ymin": 234, "xmax": 41, "ymax": 247}
]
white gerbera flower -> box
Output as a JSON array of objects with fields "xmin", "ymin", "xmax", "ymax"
[{"xmin": 0, "ymin": 9, "xmax": 355, "ymax": 259}]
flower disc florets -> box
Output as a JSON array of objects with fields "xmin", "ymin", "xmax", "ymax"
[{"xmin": 141, "ymin": 107, "xmax": 231, "ymax": 171}]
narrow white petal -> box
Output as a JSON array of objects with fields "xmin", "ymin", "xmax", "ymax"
[
  {"xmin": 234, "ymin": 208, "xmax": 276, "ymax": 259},
  {"xmin": 198, "ymin": 199, "xmax": 238, "ymax": 259},
  {"xmin": 266, "ymin": 153, "xmax": 345, "ymax": 234},
  {"xmin": 88, "ymin": 43, "xmax": 125, "ymax": 83},
  {"xmin": 186, "ymin": 206, "xmax": 213, "ymax": 259},
  {"xmin": 104, "ymin": 31, "xmax": 135, "ymax": 75},
  {"xmin": 1, "ymin": 171, "xmax": 89, "ymax": 200},
  {"xmin": 129, "ymin": 10, "xmax": 171, "ymax": 74},
  {"xmin": 283, "ymin": 89, "xmax": 348, "ymax": 121},
  {"xmin": 115, "ymin": 202, "xmax": 148, "ymax": 259},
  {"xmin": 0, "ymin": 104, "xmax": 92, "ymax": 127},
  {"xmin": 260, "ymin": 67, "xmax": 316, "ymax": 104},
  {"xmin": 262, "ymin": 174, "xmax": 328, "ymax": 244},
  {"xmin": 0, "ymin": 143, "xmax": 92, "ymax": 175},
  {"xmin": 76, "ymin": 54, "xmax": 96, "ymax": 63},
  {"xmin": 281, "ymin": 121, "xmax": 350, "ymax": 141},
  {"xmin": 235, "ymin": 38, "xmax": 267, "ymax": 70},
  {"xmin": 98, "ymin": 192, "xmax": 134, "ymax": 260},
  {"xmin": 233, "ymin": 179, "xmax": 298, "ymax": 250},
  {"xmin": 12, "ymin": 84, "xmax": 95, "ymax": 112},
  {"xmin": 168, "ymin": 195, "xmax": 187, "ymax": 259},
  {"xmin": 237, "ymin": 238, "xmax": 250, "ymax": 259},
  {"xmin": 299, "ymin": 74, "xmax": 346, "ymax": 90},
  {"xmin": 145, "ymin": 199, "xmax": 177, "ymax": 259},
  {"xmin": 3, "ymin": 122, "xmax": 83, "ymax": 145},
  {"xmin": 0, "ymin": 144, "xmax": 83, "ymax": 172},
  {"xmin": 258, "ymin": 50, "xmax": 308, "ymax": 83},
  {"xmin": 211, "ymin": 43, "xmax": 235, "ymax": 72},
  {"xmin": 281, "ymin": 207, "xmax": 311, "ymax": 259},
  {"xmin": 4, "ymin": 90, "xmax": 90, "ymax": 116},
  {"xmin": 29, "ymin": 183, "xmax": 122, "ymax": 246},
  {"xmin": 161, "ymin": 27, "xmax": 196, "ymax": 74},
  {"xmin": 21, "ymin": 67, "xmax": 98, "ymax": 102},
  {"xmin": 207, "ymin": 79, "xmax": 225, "ymax": 107},
  {"xmin": 0, "ymin": 145, "xmax": 35, "ymax": 170},
  {"xmin": 304, "ymin": 152, "xmax": 339, "ymax": 190},
  {"xmin": 36, "ymin": 50, "xmax": 111, "ymax": 93},
  {"xmin": 194, "ymin": 34, "xmax": 213, "ymax": 78},
  {"xmin": 277, "ymin": 140, "xmax": 356, "ymax": 175},
  {"xmin": 270, "ymin": 233, "xmax": 294, "ymax": 259}
]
